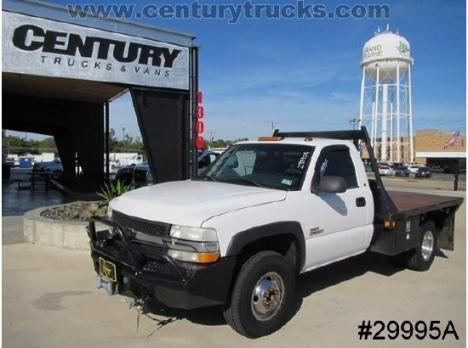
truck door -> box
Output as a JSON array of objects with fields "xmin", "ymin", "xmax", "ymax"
[{"xmin": 302, "ymin": 144, "xmax": 373, "ymax": 270}]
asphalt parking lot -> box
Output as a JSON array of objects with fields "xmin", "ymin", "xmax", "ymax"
[{"xmin": 3, "ymin": 183, "xmax": 466, "ymax": 347}]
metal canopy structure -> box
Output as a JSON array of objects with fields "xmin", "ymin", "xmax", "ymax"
[
  {"xmin": 3, "ymin": 0, "xmax": 199, "ymax": 191},
  {"xmin": 3, "ymin": 72, "xmax": 127, "ymax": 103}
]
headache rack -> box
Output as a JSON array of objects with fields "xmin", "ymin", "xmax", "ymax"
[{"xmin": 273, "ymin": 126, "xmax": 398, "ymax": 220}]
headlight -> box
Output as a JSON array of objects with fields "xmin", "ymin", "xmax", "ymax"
[
  {"xmin": 170, "ymin": 225, "xmax": 218, "ymax": 242},
  {"xmin": 169, "ymin": 225, "xmax": 219, "ymax": 263}
]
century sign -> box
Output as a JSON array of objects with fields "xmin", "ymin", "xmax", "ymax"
[{"xmin": 2, "ymin": 12, "xmax": 189, "ymax": 90}]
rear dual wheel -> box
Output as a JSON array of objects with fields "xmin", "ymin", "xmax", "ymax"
[{"xmin": 394, "ymin": 221, "xmax": 437, "ymax": 271}]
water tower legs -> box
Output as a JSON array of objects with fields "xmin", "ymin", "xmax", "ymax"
[
  {"xmin": 408, "ymin": 64, "xmax": 415, "ymax": 163},
  {"xmin": 396, "ymin": 62, "xmax": 401, "ymax": 163}
]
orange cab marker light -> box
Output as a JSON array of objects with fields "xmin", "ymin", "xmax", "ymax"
[
  {"xmin": 383, "ymin": 220, "xmax": 396, "ymax": 229},
  {"xmin": 198, "ymin": 251, "xmax": 220, "ymax": 263},
  {"xmin": 257, "ymin": 136, "xmax": 283, "ymax": 141}
]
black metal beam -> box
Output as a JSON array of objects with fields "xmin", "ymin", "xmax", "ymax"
[
  {"xmin": 190, "ymin": 46, "xmax": 199, "ymax": 179},
  {"xmin": 105, "ymin": 101, "xmax": 110, "ymax": 181},
  {"xmin": 273, "ymin": 129, "xmax": 365, "ymax": 141}
]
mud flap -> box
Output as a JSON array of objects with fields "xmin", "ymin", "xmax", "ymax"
[{"xmin": 438, "ymin": 213, "xmax": 455, "ymax": 251}]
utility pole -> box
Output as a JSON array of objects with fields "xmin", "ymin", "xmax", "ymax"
[
  {"xmin": 349, "ymin": 117, "xmax": 359, "ymax": 130},
  {"xmin": 121, "ymin": 127, "xmax": 125, "ymax": 142},
  {"xmin": 209, "ymin": 131, "xmax": 214, "ymax": 149}
]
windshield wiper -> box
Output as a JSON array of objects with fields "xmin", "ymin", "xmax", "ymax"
[{"xmin": 203, "ymin": 175, "xmax": 219, "ymax": 182}]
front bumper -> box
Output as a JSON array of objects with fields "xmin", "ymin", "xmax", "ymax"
[{"xmin": 88, "ymin": 217, "xmax": 236, "ymax": 310}]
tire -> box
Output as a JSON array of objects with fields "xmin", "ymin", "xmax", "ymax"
[
  {"xmin": 223, "ymin": 251, "xmax": 295, "ymax": 338},
  {"xmin": 394, "ymin": 221, "xmax": 438, "ymax": 271}
]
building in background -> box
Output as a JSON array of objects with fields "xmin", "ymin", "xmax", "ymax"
[{"xmin": 415, "ymin": 129, "xmax": 465, "ymax": 172}]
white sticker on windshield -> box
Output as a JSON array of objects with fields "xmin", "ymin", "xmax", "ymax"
[
  {"xmin": 281, "ymin": 179, "xmax": 293, "ymax": 186},
  {"xmin": 297, "ymin": 152, "xmax": 311, "ymax": 170}
]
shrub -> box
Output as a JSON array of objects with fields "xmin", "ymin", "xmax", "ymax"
[{"xmin": 97, "ymin": 179, "xmax": 133, "ymax": 204}]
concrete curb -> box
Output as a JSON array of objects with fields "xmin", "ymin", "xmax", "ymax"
[{"xmin": 23, "ymin": 204, "xmax": 90, "ymax": 250}]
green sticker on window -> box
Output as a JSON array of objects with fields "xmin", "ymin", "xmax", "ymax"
[{"xmin": 281, "ymin": 179, "xmax": 293, "ymax": 186}]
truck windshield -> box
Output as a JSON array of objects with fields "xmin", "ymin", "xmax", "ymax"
[{"xmin": 204, "ymin": 143, "xmax": 314, "ymax": 190}]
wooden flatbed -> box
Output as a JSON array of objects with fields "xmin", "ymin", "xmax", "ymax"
[{"xmin": 389, "ymin": 191, "xmax": 463, "ymax": 218}]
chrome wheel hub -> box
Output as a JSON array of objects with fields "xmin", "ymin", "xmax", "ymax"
[
  {"xmin": 421, "ymin": 230, "xmax": 434, "ymax": 261},
  {"xmin": 251, "ymin": 272, "xmax": 284, "ymax": 321}
]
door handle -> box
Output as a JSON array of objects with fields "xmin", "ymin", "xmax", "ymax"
[{"xmin": 356, "ymin": 197, "xmax": 366, "ymax": 207}]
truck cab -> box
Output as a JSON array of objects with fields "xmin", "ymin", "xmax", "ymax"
[{"xmin": 88, "ymin": 128, "xmax": 462, "ymax": 338}]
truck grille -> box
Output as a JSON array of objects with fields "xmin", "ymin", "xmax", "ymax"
[{"xmin": 112, "ymin": 211, "xmax": 171, "ymax": 244}]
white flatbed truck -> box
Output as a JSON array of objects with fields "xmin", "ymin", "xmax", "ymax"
[{"xmin": 88, "ymin": 127, "xmax": 462, "ymax": 337}]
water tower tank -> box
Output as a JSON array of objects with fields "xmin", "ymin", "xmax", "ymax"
[{"xmin": 362, "ymin": 31, "xmax": 412, "ymax": 80}]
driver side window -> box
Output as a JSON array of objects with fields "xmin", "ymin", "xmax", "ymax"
[{"xmin": 314, "ymin": 147, "xmax": 358, "ymax": 189}]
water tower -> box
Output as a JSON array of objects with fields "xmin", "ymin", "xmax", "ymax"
[{"xmin": 359, "ymin": 26, "xmax": 414, "ymax": 163}]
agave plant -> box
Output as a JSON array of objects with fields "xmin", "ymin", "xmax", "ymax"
[{"xmin": 97, "ymin": 179, "xmax": 133, "ymax": 204}]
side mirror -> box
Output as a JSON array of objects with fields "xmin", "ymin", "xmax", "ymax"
[{"xmin": 316, "ymin": 176, "xmax": 347, "ymax": 193}]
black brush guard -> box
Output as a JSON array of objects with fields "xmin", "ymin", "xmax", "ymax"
[
  {"xmin": 87, "ymin": 216, "xmax": 187, "ymax": 282},
  {"xmin": 87, "ymin": 216, "xmax": 237, "ymax": 309}
]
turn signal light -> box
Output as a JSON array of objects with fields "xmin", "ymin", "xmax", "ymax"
[
  {"xmin": 197, "ymin": 251, "xmax": 220, "ymax": 263},
  {"xmin": 384, "ymin": 220, "xmax": 396, "ymax": 229},
  {"xmin": 168, "ymin": 250, "xmax": 220, "ymax": 264}
]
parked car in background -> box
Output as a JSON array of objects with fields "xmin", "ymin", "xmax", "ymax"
[
  {"xmin": 378, "ymin": 164, "xmax": 394, "ymax": 176},
  {"xmin": 415, "ymin": 167, "xmax": 432, "ymax": 178},
  {"xmin": 133, "ymin": 161, "xmax": 152, "ymax": 187},
  {"xmin": 33, "ymin": 159, "xmax": 63, "ymax": 178},
  {"xmin": 114, "ymin": 165, "xmax": 136, "ymax": 186},
  {"xmin": 115, "ymin": 151, "xmax": 221, "ymax": 187},
  {"xmin": 407, "ymin": 165, "xmax": 421, "ymax": 174},
  {"xmin": 115, "ymin": 161, "xmax": 151, "ymax": 187},
  {"xmin": 394, "ymin": 166, "xmax": 410, "ymax": 177}
]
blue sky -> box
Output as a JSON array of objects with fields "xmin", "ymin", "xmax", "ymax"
[{"xmin": 17, "ymin": 0, "xmax": 467, "ymax": 140}]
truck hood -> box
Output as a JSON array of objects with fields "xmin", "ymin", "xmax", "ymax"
[{"xmin": 109, "ymin": 180, "xmax": 286, "ymax": 226}]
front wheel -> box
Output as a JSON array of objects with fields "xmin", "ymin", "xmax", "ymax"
[{"xmin": 223, "ymin": 251, "xmax": 295, "ymax": 338}]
